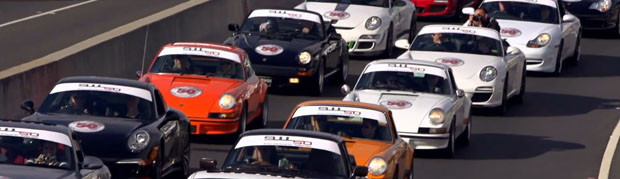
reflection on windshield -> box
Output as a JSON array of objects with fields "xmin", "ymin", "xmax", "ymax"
[
  {"xmin": 150, "ymin": 55, "xmax": 244, "ymax": 80},
  {"xmin": 0, "ymin": 136, "xmax": 73, "ymax": 170},
  {"xmin": 287, "ymin": 115, "xmax": 392, "ymax": 142},
  {"xmin": 481, "ymin": 2, "xmax": 558, "ymax": 24},
  {"xmin": 411, "ymin": 33, "xmax": 502, "ymax": 57},
  {"xmin": 355, "ymin": 71, "xmax": 451, "ymax": 95},
  {"xmin": 223, "ymin": 146, "xmax": 346, "ymax": 178},
  {"xmin": 38, "ymin": 91, "xmax": 154, "ymax": 120},
  {"xmin": 307, "ymin": 0, "xmax": 388, "ymax": 7},
  {"xmin": 241, "ymin": 17, "xmax": 324, "ymax": 40}
]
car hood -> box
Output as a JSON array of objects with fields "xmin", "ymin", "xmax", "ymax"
[
  {"xmin": 225, "ymin": 34, "xmax": 319, "ymax": 67},
  {"xmin": 296, "ymin": 2, "xmax": 387, "ymax": 28},
  {"xmin": 345, "ymin": 138, "xmax": 392, "ymax": 166},
  {"xmin": 496, "ymin": 19, "xmax": 559, "ymax": 46},
  {"xmin": 354, "ymin": 90, "xmax": 449, "ymax": 133},
  {"xmin": 407, "ymin": 51, "xmax": 503, "ymax": 81},
  {"xmin": 147, "ymin": 74, "xmax": 242, "ymax": 118},
  {"xmin": 0, "ymin": 164, "xmax": 77, "ymax": 179}
]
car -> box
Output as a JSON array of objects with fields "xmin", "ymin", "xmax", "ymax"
[
  {"xmin": 189, "ymin": 129, "xmax": 369, "ymax": 179},
  {"xmin": 464, "ymin": 0, "xmax": 582, "ymax": 75},
  {"xmin": 224, "ymin": 9, "xmax": 349, "ymax": 95},
  {"xmin": 340, "ymin": 59, "xmax": 472, "ymax": 156},
  {"xmin": 295, "ymin": 0, "xmax": 417, "ymax": 57},
  {"xmin": 139, "ymin": 42, "xmax": 269, "ymax": 135},
  {"xmin": 562, "ymin": 0, "xmax": 620, "ymax": 37},
  {"xmin": 412, "ymin": 0, "xmax": 482, "ymax": 18},
  {"xmin": 0, "ymin": 120, "xmax": 111, "ymax": 179},
  {"xmin": 283, "ymin": 100, "xmax": 414, "ymax": 179},
  {"xmin": 20, "ymin": 76, "xmax": 192, "ymax": 178},
  {"xmin": 396, "ymin": 25, "xmax": 526, "ymax": 115}
]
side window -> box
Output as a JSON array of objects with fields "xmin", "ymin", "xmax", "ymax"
[
  {"xmin": 448, "ymin": 69, "xmax": 458, "ymax": 93},
  {"xmin": 244, "ymin": 55, "xmax": 255, "ymax": 78},
  {"xmin": 557, "ymin": 1, "xmax": 566, "ymax": 17},
  {"xmin": 153, "ymin": 90, "xmax": 166, "ymax": 118}
]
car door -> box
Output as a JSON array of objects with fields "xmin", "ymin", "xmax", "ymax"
[
  {"xmin": 324, "ymin": 25, "xmax": 341, "ymax": 72},
  {"xmin": 448, "ymin": 69, "xmax": 466, "ymax": 133},
  {"xmin": 155, "ymin": 89, "xmax": 179, "ymax": 171},
  {"xmin": 392, "ymin": 0, "xmax": 415, "ymax": 34},
  {"xmin": 501, "ymin": 40, "xmax": 519, "ymax": 95},
  {"xmin": 558, "ymin": 2, "xmax": 577, "ymax": 60},
  {"xmin": 243, "ymin": 55, "xmax": 261, "ymax": 119}
]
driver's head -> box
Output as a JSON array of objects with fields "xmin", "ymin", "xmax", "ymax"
[
  {"xmin": 70, "ymin": 92, "xmax": 87, "ymax": 107},
  {"xmin": 431, "ymin": 33, "xmax": 443, "ymax": 43},
  {"xmin": 259, "ymin": 19, "xmax": 278, "ymax": 33},
  {"xmin": 361, "ymin": 119, "xmax": 378, "ymax": 139},
  {"xmin": 540, "ymin": 7, "xmax": 550, "ymax": 20},
  {"xmin": 478, "ymin": 40, "xmax": 491, "ymax": 53},
  {"xmin": 41, "ymin": 142, "xmax": 57, "ymax": 156},
  {"xmin": 311, "ymin": 116, "xmax": 329, "ymax": 132}
]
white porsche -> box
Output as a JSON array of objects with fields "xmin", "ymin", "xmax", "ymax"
[
  {"xmin": 295, "ymin": 0, "xmax": 417, "ymax": 57},
  {"xmin": 396, "ymin": 25, "xmax": 526, "ymax": 115},
  {"xmin": 341, "ymin": 59, "xmax": 472, "ymax": 156},
  {"xmin": 464, "ymin": 0, "xmax": 582, "ymax": 75}
]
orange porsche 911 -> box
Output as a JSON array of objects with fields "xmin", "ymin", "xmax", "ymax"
[
  {"xmin": 283, "ymin": 100, "xmax": 414, "ymax": 179},
  {"xmin": 139, "ymin": 42, "xmax": 269, "ymax": 135}
]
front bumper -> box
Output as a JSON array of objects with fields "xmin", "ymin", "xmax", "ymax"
[
  {"xmin": 337, "ymin": 27, "xmax": 387, "ymax": 56},
  {"xmin": 400, "ymin": 132, "xmax": 450, "ymax": 150},
  {"xmin": 515, "ymin": 44, "xmax": 559, "ymax": 73},
  {"xmin": 574, "ymin": 13, "xmax": 618, "ymax": 30},
  {"xmin": 102, "ymin": 158, "xmax": 157, "ymax": 178},
  {"xmin": 253, "ymin": 64, "xmax": 317, "ymax": 88},
  {"xmin": 414, "ymin": 0, "xmax": 457, "ymax": 17},
  {"xmin": 458, "ymin": 79, "xmax": 504, "ymax": 108},
  {"xmin": 190, "ymin": 118, "xmax": 240, "ymax": 135}
]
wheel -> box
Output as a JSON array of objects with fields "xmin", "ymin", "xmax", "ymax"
[
  {"xmin": 490, "ymin": 76, "xmax": 508, "ymax": 115},
  {"xmin": 392, "ymin": 169, "xmax": 399, "ymax": 179},
  {"xmin": 238, "ymin": 105, "xmax": 248, "ymax": 134},
  {"xmin": 408, "ymin": 15, "xmax": 417, "ymax": 42},
  {"xmin": 383, "ymin": 24, "xmax": 394, "ymax": 58},
  {"xmin": 333, "ymin": 48, "xmax": 348, "ymax": 85},
  {"xmin": 552, "ymin": 42, "xmax": 563, "ymax": 76},
  {"xmin": 152, "ymin": 145, "xmax": 163, "ymax": 179},
  {"xmin": 180, "ymin": 139, "xmax": 191, "ymax": 177},
  {"xmin": 457, "ymin": 113, "xmax": 472, "ymax": 146},
  {"xmin": 512, "ymin": 65, "xmax": 526, "ymax": 104},
  {"xmin": 311, "ymin": 60, "xmax": 325, "ymax": 96},
  {"xmin": 257, "ymin": 96, "xmax": 269, "ymax": 128},
  {"xmin": 441, "ymin": 121, "xmax": 456, "ymax": 158},
  {"xmin": 566, "ymin": 32, "xmax": 581, "ymax": 66}
]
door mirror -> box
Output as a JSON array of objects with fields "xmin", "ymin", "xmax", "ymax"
[
  {"xmin": 81, "ymin": 156, "xmax": 104, "ymax": 170},
  {"xmin": 21, "ymin": 99, "xmax": 35, "ymax": 114},
  {"xmin": 199, "ymin": 158, "xmax": 218, "ymax": 171},
  {"xmin": 353, "ymin": 166, "xmax": 369, "ymax": 176},
  {"xmin": 456, "ymin": 89, "xmax": 465, "ymax": 98},
  {"xmin": 462, "ymin": 7, "xmax": 475, "ymax": 15},
  {"xmin": 341, "ymin": 85, "xmax": 351, "ymax": 95},
  {"xmin": 228, "ymin": 24, "xmax": 240, "ymax": 32},
  {"xmin": 506, "ymin": 46, "xmax": 520, "ymax": 56},
  {"xmin": 395, "ymin": 39, "xmax": 410, "ymax": 49},
  {"xmin": 562, "ymin": 14, "xmax": 577, "ymax": 23}
]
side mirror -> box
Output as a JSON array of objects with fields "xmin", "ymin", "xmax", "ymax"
[
  {"xmin": 394, "ymin": 39, "xmax": 410, "ymax": 49},
  {"xmin": 456, "ymin": 89, "xmax": 465, "ymax": 98},
  {"xmin": 353, "ymin": 166, "xmax": 369, "ymax": 177},
  {"xmin": 329, "ymin": 33, "xmax": 342, "ymax": 41},
  {"xmin": 21, "ymin": 99, "xmax": 35, "ymax": 114},
  {"xmin": 136, "ymin": 70, "xmax": 142, "ymax": 78},
  {"xmin": 81, "ymin": 156, "xmax": 104, "ymax": 170},
  {"xmin": 562, "ymin": 14, "xmax": 577, "ymax": 23},
  {"xmin": 341, "ymin": 85, "xmax": 351, "ymax": 95},
  {"xmin": 506, "ymin": 46, "xmax": 520, "ymax": 56},
  {"xmin": 462, "ymin": 7, "xmax": 475, "ymax": 15},
  {"xmin": 199, "ymin": 158, "xmax": 218, "ymax": 171},
  {"xmin": 228, "ymin": 24, "xmax": 240, "ymax": 32}
]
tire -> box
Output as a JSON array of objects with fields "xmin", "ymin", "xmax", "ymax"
[
  {"xmin": 238, "ymin": 105, "xmax": 248, "ymax": 135},
  {"xmin": 180, "ymin": 139, "xmax": 191, "ymax": 177},
  {"xmin": 458, "ymin": 113, "xmax": 472, "ymax": 146},
  {"xmin": 512, "ymin": 65, "xmax": 526, "ymax": 104},
  {"xmin": 566, "ymin": 32, "xmax": 581, "ymax": 66},
  {"xmin": 441, "ymin": 121, "xmax": 456, "ymax": 158},
  {"xmin": 333, "ymin": 49, "xmax": 349, "ymax": 85},
  {"xmin": 490, "ymin": 77, "xmax": 508, "ymax": 115},
  {"xmin": 257, "ymin": 96, "xmax": 269, "ymax": 128},
  {"xmin": 552, "ymin": 42, "xmax": 563, "ymax": 76},
  {"xmin": 407, "ymin": 159, "xmax": 415, "ymax": 179},
  {"xmin": 383, "ymin": 24, "xmax": 394, "ymax": 58},
  {"xmin": 311, "ymin": 60, "xmax": 325, "ymax": 96},
  {"xmin": 408, "ymin": 16, "xmax": 417, "ymax": 42},
  {"xmin": 153, "ymin": 146, "xmax": 163, "ymax": 179},
  {"xmin": 392, "ymin": 169, "xmax": 399, "ymax": 179}
]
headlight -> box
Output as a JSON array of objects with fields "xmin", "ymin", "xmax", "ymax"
[
  {"xmin": 429, "ymin": 109, "xmax": 445, "ymax": 125},
  {"xmin": 298, "ymin": 51, "xmax": 312, "ymax": 64},
  {"xmin": 479, "ymin": 66, "xmax": 498, "ymax": 82},
  {"xmin": 365, "ymin": 16, "xmax": 382, "ymax": 30},
  {"xmin": 128, "ymin": 130, "xmax": 150, "ymax": 152},
  {"xmin": 590, "ymin": 0, "xmax": 611, "ymax": 12},
  {"xmin": 219, "ymin": 94, "xmax": 236, "ymax": 109},
  {"xmin": 368, "ymin": 157, "xmax": 387, "ymax": 175},
  {"xmin": 526, "ymin": 33, "xmax": 551, "ymax": 48}
]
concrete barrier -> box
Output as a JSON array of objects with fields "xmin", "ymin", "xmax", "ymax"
[{"xmin": 0, "ymin": 0, "xmax": 303, "ymax": 119}]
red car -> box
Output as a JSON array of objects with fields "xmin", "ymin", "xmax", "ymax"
[{"xmin": 411, "ymin": 0, "xmax": 481, "ymax": 18}]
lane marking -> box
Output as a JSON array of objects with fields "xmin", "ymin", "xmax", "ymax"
[
  {"xmin": 0, "ymin": 0, "xmax": 211, "ymax": 80},
  {"xmin": 0, "ymin": 0, "xmax": 98, "ymax": 28},
  {"xmin": 598, "ymin": 117, "xmax": 620, "ymax": 179}
]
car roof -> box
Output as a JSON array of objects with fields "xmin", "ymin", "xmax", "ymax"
[
  {"xmin": 295, "ymin": 100, "xmax": 391, "ymax": 114},
  {"xmin": 167, "ymin": 42, "xmax": 246, "ymax": 56},
  {"xmin": 368, "ymin": 59, "xmax": 450, "ymax": 71},
  {"xmin": 58, "ymin": 76, "xmax": 155, "ymax": 92},
  {"xmin": 240, "ymin": 129, "xmax": 345, "ymax": 144},
  {"xmin": 0, "ymin": 120, "xmax": 72, "ymax": 135}
]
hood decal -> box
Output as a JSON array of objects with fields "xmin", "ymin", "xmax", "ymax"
[
  {"xmin": 255, "ymin": 44, "xmax": 284, "ymax": 56},
  {"xmin": 379, "ymin": 100, "xmax": 412, "ymax": 109},
  {"xmin": 69, "ymin": 121, "xmax": 105, "ymax": 133},
  {"xmin": 325, "ymin": 3, "xmax": 351, "ymax": 23},
  {"xmin": 171, "ymin": 86, "xmax": 202, "ymax": 98},
  {"xmin": 435, "ymin": 57, "xmax": 465, "ymax": 67},
  {"xmin": 500, "ymin": 28, "xmax": 522, "ymax": 37}
]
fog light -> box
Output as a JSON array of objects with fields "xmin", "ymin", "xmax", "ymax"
[
  {"xmin": 360, "ymin": 34, "xmax": 378, "ymax": 39},
  {"xmin": 429, "ymin": 128, "xmax": 447, "ymax": 134},
  {"xmin": 289, "ymin": 78, "xmax": 299, "ymax": 84}
]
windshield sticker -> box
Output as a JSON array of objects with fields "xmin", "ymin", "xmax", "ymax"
[
  {"xmin": 171, "ymin": 86, "xmax": 202, "ymax": 98},
  {"xmin": 379, "ymin": 100, "xmax": 412, "ymax": 109},
  {"xmin": 435, "ymin": 58, "xmax": 465, "ymax": 67},
  {"xmin": 235, "ymin": 135, "xmax": 341, "ymax": 155},
  {"xmin": 323, "ymin": 11, "xmax": 350, "ymax": 20},
  {"xmin": 0, "ymin": 127, "xmax": 72, "ymax": 147},
  {"xmin": 50, "ymin": 83, "xmax": 153, "ymax": 101},
  {"xmin": 365, "ymin": 63, "xmax": 447, "ymax": 78},
  {"xmin": 419, "ymin": 25, "xmax": 500, "ymax": 40},
  {"xmin": 255, "ymin": 44, "xmax": 284, "ymax": 56},
  {"xmin": 249, "ymin": 9, "xmax": 322, "ymax": 24},
  {"xmin": 158, "ymin": 46, "xmax": 241, "ymax": 63},
  {"xmin": 500, "ymin": 28, "xmax": 522, "ymax": 37},
  {"xmin": 483, "ymin": 0, "xmax": 557, "ymax": 8},
  {"xmin": 293, "ymin": 105, "xmax": 388, "ymax": 123},
  {"xmin": 69, "ymin": 121, "xmax": 105, "ymax": 133}
]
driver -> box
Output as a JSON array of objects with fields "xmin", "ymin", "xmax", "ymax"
[
  {"xmin": 26, "ymin": 141, "xmax": 64, "ymax": 167},
  {"xmin": 259, "ymin": 19, "xmax": 279, "ymax": 34},
  {"xmin": 360, "ymin": 119, "xmax": 379, "ymax": 140},
  {"xmin": 217, "ymin": 61, "xmax": 237, "ymax": 78},
  {"xmin": 250, "ymin": 146, "xmax": 274, "ymax": 166},
  {"xmin": 375, "ymin": 75, "xmax": 405, "ymax": 90},
  {"xmin": 421, "ymin": 33, "xmax": 454, "ymax": 51},
  {"xmin": 58, "ymin": 92, "xmax": 91, "ymax": 115}
]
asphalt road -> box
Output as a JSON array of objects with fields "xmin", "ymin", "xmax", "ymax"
[{"xmin": 188, "ymin": 21, "xmax": 620, "ymax": 179}]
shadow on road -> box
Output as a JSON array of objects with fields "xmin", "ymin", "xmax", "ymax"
[
  {"xmin": 415, "ymin": 133, "xmax": 585, "ymax": 159},
  {"xmin": 500, "ymin": 92, "xmax": 620, "ymax": 117},
  {"xmin": 526, "ymin": 54, "xmax": 620, "ymax": 78}
]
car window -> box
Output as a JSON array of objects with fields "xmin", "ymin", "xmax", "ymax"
[
  {"xmin": 241, "ymin": 17, "xmax": 324, "ymax": 40},
  {"xmin": 149, "ymin": 55, "xmax": 245, "ymax": 80},
  {"xmin": 481, "ymin": 1, "xmax": 559, "ymax": 24},
  {"xmin": 38, "ymin": 90, "xmax": 155, "ymax": 120},
  {"xmin": 306, "ymin": 0, "xmax": 389, "ymax": 7},
  {"xmin": 0, "ymin": 136, "xmax": 74, "ymax": 170},
  {"xmin": 153, "ymin": 90, "xmax": 166, "ymax": 118},
  {"xmin": 287, "ymin": 115, "xmax": 392, "ymax": 142},
  {"xmin": 355, "ymin": 71, "xmax": 451, "ymax": 95},
  {"xmin": 411, "ymin": 33, "xmax": 502, "ymax": 57}
]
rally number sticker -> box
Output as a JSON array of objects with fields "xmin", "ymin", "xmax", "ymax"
[
  {"xmin": 255, "ymin": 44, "xmax": 284, "ymax": 56},
  {"xmin": 69, "ymin": 121, "xmax": 105, "ymax": 133},
  {"xmin": 171, "ymin": 86, "xmax": 202, "ymax": 98},
  {"xmin": 323, "ymin": 11, "xmax": 350, "ymax": 20}
]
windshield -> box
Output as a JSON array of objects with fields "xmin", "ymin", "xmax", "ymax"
[
  {"xmin": 38, "ymin": 90, "xmax": 154, "ymax": 120},
  {"xmin": 241, "ymin": 17, "xmax": 324, "ymax": 41},
  {"xmin": 149, "ymin": 55, "xmax": 244, "ymax": 80},
  {"xmin": 0, "ymin": 136, "xmax": 74, "ymax": 170},
  {"xmin": 306, "ymin": 0, "xmax": 388, "ymax": 7},
  {"xmin": 411, "ymin": 33, "xmax": 502, "ymax": 57},
  {"xmin": 481, "ymin": 1, "xmax": 559, "ymax": 24},
  {"xmin": 355, "ymin": 71, "xmax": 451, "ymax": 95},
  {"xmin": 223, "ymin": 145, "xmax": 346, "ymax": 178},
  {"xmin": 287, "ymin": 115, "xmax": 392, "ymax": 142}
]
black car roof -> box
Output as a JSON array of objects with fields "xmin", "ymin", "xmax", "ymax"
[
  {"xmin": 240, "ymin": 129, "xmax": 345, "ymax": 144},
  {"xmin": 0, "ymin": 120, "xmax": 72, "ymax": 135},
  {"xmin": 57, "ymin": 76, "xmax": 155, "ymax": 91}
]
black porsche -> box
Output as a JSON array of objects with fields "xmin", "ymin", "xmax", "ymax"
[
  {"xmin": 224, "ymin": 9, "xmax": 349, "ymax": 95},
  {"xmin": 563, "ymin": 0, "xmax": 620, "ymax": 36},
  {"xmin": 21, "ymin": 76, "xmax": 191, "ymax": 179}
]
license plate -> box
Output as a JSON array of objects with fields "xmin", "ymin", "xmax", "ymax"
[{"xmin": 259, "ymin": 76, "xmax": 272, "ymax": 87}]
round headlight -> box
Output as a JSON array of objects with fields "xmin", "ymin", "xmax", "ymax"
[
  {"xmin": 590, "ymin": 0, "xmax": 611, "ymax": 12},
  {"xmin": 219, "ymin": 94, "xmax": 236, "ymax": 109},
  {"xmin": 368, "ymin": 157, "xmax": 387, "ymax": 175},
  {"xmin": 365, "ymin": 16, "xmax": 382, "ymax": 30},
  {"xmin": 128, "ymin": 130, "xmax": 150, "ymax": 152},
  {"xmin": 299, "ymin": 52, "xmax": 312, "ymax": 64},
  {"xmin": 479, "ymin": 66, "xmax": 498, "ymax": 82},
  {"xmin": 429, "ymin": 109, "xmax": 445, "ymax": 124},
  {"xmin": 535, "ymin": 33, "xmax": 551, "ymax": 46}
]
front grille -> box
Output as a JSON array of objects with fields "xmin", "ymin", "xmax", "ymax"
[
  {"xmin": 526, "ymin": 58, "xmax": 543, "ymax": 65},
  {"xmin": 472, "ymin": 92, "xmax": 492, "ymax": 102},
  {"xmin": 357, "ymin": 42, "xmax": 374, "ymax": 50},
  {"xmin": 416, "ymin": 7, "xmax": 425, "ymax": 14},
  {"xmin": 429, "ymin": 5, "xmax": 447, "ymax": 13}
]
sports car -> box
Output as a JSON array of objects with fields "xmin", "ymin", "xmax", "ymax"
[
  {"xmin": 224, "ymin": 9, "xmax": 348, "ymax": 95},
  {"xmin": 189, "ymin": 129, "xmax": 369, "ymax": 179},
  {"xmin": 412, "ymin": 0, "xmax": 482, "ymax": 18},
  {"xmin": 0, "ymin": 120, "xmax": 110, "ymax": 179},
  {"xmin": 341, "ymin": 59, "xmax": 472, "ymax": 156},
  {"xmin": 20, "ymin": 76, "xmax": 191, "ymax": 178},
  {"xmin": 295, "ymin": 0, "xmax": 417, "ymax": 57},
  {"xmin": 139, "ymin": 42, "xmax": 269, "ymax": 135},
  {"xmin": 283, "ymin": 100, "xmax": 414, "ymax": 179},
  {"xmin": 562, "ymin": 0, "xmax": 620, "ymax": 37},
  {"xmin": 396, "ymin": 25, "xmax": 526, "ymax": 115},
  {"xmin": 465, "ymin": 0, "xmax": 582, "ymax": 75}
]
